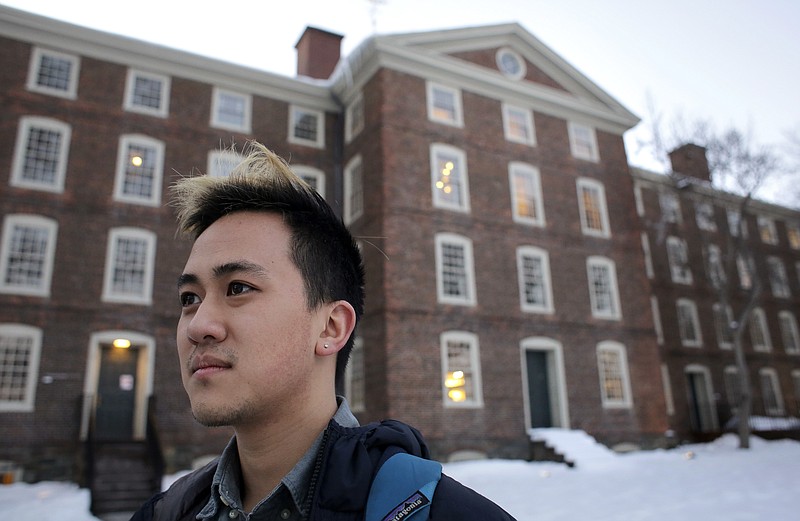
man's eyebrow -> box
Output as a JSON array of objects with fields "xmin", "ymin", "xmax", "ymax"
[
  {"xmin": 176, "ymin": 261, "xmax": 268, "ymax": 290},
  {"xmin": 177, "ymin": 273, "xmax": 198, "ymax": 289}
]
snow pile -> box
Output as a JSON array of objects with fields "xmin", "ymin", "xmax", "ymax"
[
  {"xmin": 528, "ymin": 427, "xmax": 618, "ymax": 469},
  {"xmin": 0, "ymin": 480, "xmax": 100, "ymax": 521}
]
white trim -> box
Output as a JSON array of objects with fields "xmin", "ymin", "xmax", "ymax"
[
  {"xmin": 520, "ymin": 336, "xmax": 570, "ymax": 430},
  {"xmin": 586, "ymin": 255, "xmax": 621, "ymax": 320},
  {"xmin": 750, "ymin": 307, "xmax": 773, "ymax": 352},
  {"xmin": 676, "ymin": 298, "xmax": 703, "ymax": 348},
  {"xmin": 345, "ymin": 92, "xmax": 365, "ymax": 143},
  {"xmin": 288, "ymin": 105, "xmax": 325, "ymax": 148},
  {"xmin": 650, "ymin": 296, "xmax": 663, "ymax": 345},
  {"xmin": 641, "ymin": 233, "xmax": 654, "ymax": 279},
  {"xmin": 0, "ymin": 214, "xmax": 58, "ymax": 297},
  {"xmin": 508, "ymin": 162, "xmax": 544, "ymax": 226},
  {"xmin": 501, "ymin": 103, "xmax": 536, "ymax": 145},
  {"xmin": 0, "ymin": 324, "xmax": 42, "ymax": 412},
  {"xmin": 596, "ymin": 340, "xmax": 633, "ymax": 408},
  {"xmin": 113, "ymin": 134, "xmax": 165, "ymax": 206},
  {"xmin": 666, "ymin": 236, "xmax": 693, "ymax": 285},
  {"xmin": 11, "ymin": 116, "xmax": 71, "ymax": 193},
  {"xmin": 440, "ymin": 330, "xmax": 483, "ymax": 408},
  {"xmin": 430, "ymin": 143, "xmax": 470, "ymax": 213},
  {"xmin": 567, "ymin": 121, "xmax": 599, "ymax": 162},
  {"xmin": 660, "ymin": 364, "xmax": 675, "ymax": 416},
  {"xmin": 26, "ymin": 46, "xmax": 80, "ymax": 99},
  {"xmin": 123, "ymin": 68, "xmax": 170, "ymax": 117},
  {"xmin": 101, "ymin": 227, "xmax": 157, "ymax": 305},
  {"xmin": 210, "ymin": 87, "xmax": 252, "ymax": 133},
  {"xmin": 496, "ymin": 47, "xmax": 526, "ymax": 80},
  {"xmin": 435, "ymin": 233, "xmax": 477, "ymax": 306},
  {"xmin": 343, "ymin": 155, "xmax": 364, "ymax": 225},
  {"xmin": 778, "ymin": 311, "xmax": 800, "ymax": 355},
  {"xmin": 426, "ymin": 81, "xmax": 463, "ymax": 127},
  {"xmin": 516, "ymin": 245, "xmax": 554, "ymax": 314}
]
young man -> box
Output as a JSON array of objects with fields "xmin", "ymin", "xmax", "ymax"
[{"xmin": 131, "ymin": 142, "xmax": 516, "ymax": 521}]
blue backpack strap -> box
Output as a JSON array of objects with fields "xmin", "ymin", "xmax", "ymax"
[{"xmin": 366, "ymin": 453, "xmax": 442, "ymax": 521}]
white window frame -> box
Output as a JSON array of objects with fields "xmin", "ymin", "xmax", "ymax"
[
  {"xmin": 641, "ymin": 233, "xmax": 654, "ymax": 279},
  {"xmin": 737, "ymin": 254, "xmax": 754, "ymax": 290},
  {"xmin": 516, "ymin": 246, "xmax": 554, "ymax": 314},
  {"xmin": 113, "ymin": 135, "xmax": 165, "ymax": 206},
  {"xmin": 726, "ymin": 208, "xmax": 747, "ymax": 237},
  {"xmin": 0, "ymin": 215, "xmax": 58, "ymax": 297},
  {"xmin": 676, "ymin": 298, "xmax": 703, "ymax": 348},
  {"xmin": 210, "ymin": 87, "xmax": 252, "ymax": 132},
  {"xmin": 426, "ymin": 82, "xmax": 463, "ymax": 127},
  {"xmin": 102, "ymin": 228, "xmax": 157, "ymax": 305},
  {"xmin": 345, "ymin": 92, "xmax": 365, "ymax": 143},
  {"xmin": 659, "ymin": 192, "xmax": 682, "ymax": 224},
  {"xmin": 778, "ymin": 311, "xmax": 800, "ymax": 355},
  {"xmin": 705, "ymin": 244, "xmax": 726, "ymax": 288},
  {"xmin": 567, "ymin": 122, "xmax": 599, "ymax": 162},
  {"xmin": 508, "ymin": 162, "xmax": 544, "ymax": 226},
  {"xmin": 11, "ymin": 116, "xmax": 71, "ymax": 193},
  {"xmin": 766, "ymin": 256, "xmax": 790, "ymax": 298},
  {"xmin": 496, "ymin": 47, "xmax": 526, "ymax": 80},
  {"xmin": 435, "ymin": 233, "xmax": 476, "ymax": 306},
  {"xmin": 430, "ymin": 144, "xmax": 470, "ymax": 213},
  {"xmin": 294, "ymin": 165, "xmax": 326, "ymax": 199},
  {"xmin": 651, "ymin": 296, "xmax": 664, "ymax": 345},
  {"xmin": 288, "ymin": 105, "xmax": 325, "ymax": 148},
  {"xmin": 343, "ymin": 155, "xmax": 364, "ymax": 225},
  {"xmin": 26, "ymin": 47, "xmax": 80, "ymax": 99},
  {"xmin": 0, "ymin": 324, "xmax": 43, "ymax": 412},
  {"xmin": 344, "ymin": 336, "xmax": 365, "ymax": 413},
  {"xmin": 666, "ymin": 236, "xmax": 693, "ymax": 284},
  {"xmin": 586, "ymin": 256, "xmax": 621, "ymax": 320},
  {"xmin": 207, "ymin": 149, "xmax": 243, "ymax": 178},
  {"xmin": 576, "ymin": 178, "xmax": 610, "ymax": 238},
  {"xmin": 757, "ymin": 215, "xmax": 778, "ymax": 245},
  {"xmin": 596, "ymin": 341, "xmax": 633, "ymax": 408},
  {"xmin": 759, "ymin": 368, "xmax": 785, "ymax": 416},
  {"xmin": 124, "ymin": 69, "xmax": 170, "ymax": 117},
  {"xmin": 713, "ymin": 303, "xmax": 734, "ymax": 349},
  {"xmin": 694, "ymin": 201, "xmax": 717, "ymax": 232},
  {"xmin": 440, "ymin": 331, "xmax": 483, "ymax": 408},
  {"xmin": 749, "ymin": 307, "xmax": 772, "ymax": 352},
  {"xmin": 501, "ymin": 103, "xmax": 536, "ymax": 145}
]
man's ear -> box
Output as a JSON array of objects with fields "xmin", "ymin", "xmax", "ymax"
[{"xmin": 315, "ymin": 300, "xmax": 357, "ymax": 356}]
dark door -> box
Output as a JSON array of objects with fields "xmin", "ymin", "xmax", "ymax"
[
  {"xmin": 526, "ymin": 350, "xmax": 552, "ymax": 428},
  {"xmin": 95, "ymin": 345, "xmax": 138, "ymax": 440},
  {"xmin": 686, "ymin": 370, "xmax": 714, "ymax": 432}
]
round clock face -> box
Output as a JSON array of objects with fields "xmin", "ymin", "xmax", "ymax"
[{"xmin": 497, "ymin": 49, "xmax": 525, "ymax": 79}]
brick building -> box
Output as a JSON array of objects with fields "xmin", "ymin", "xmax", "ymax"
[{"xmin": 1, "ymin": 5, "xmax": 794, "ymax": 487}]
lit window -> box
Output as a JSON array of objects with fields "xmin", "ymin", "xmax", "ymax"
[
  {"xmin": 344, "ymin": 155, "xmax": 364, "ymax": 225},
  {"xmin": 695, "ymin": 201, "xmax": 717, "ymax": 231},
  {"xmin": 516, "ymin": 246, "xmax": 553, "ymax": 314},
  {"xmin": 586, "ymin": 256, "xmax": 621, "ymax": 320},
  {"xmin": 345, "ymin": 337, "xmax": 365, "ymax": 412},
  {"xmin": 435, "ymin": 233, "xmax": 476, "ymax": 306},
  {"xmin": 114, "ymin": 135, "xmax": 164, "ymax": 206},
  {"xmin": 759, "ymin": 368, "xmax": 785, "ymax": 416},
  {"xmin": 766, "ymin": 256, "xmax": 790, "ymax": 298},
  {"xmin": 441, "ymin": 331, "xmax": 483, "ymax": 407},
  {"xmin": 502, "ymin": 104, "xmax": 535, "ymax": 145},
  {"xmin": 666, "ymin": 237, "xmax": 692, "ymax": 284},
  {"xmin": 426, "ymin": 82, "xmax": 463, "ymax": 127},
  {"xmin": 705, "ymin": 244, "xmax": 726, "ymax": 288},
  {"xmin": 787, "ymin": 223, "xmax": 800, "ymax": 250},
  {"xmin": 430, "ymin": 144, "xmax": 470, "ymax": 212},
  {"xmin": 11, "ymin": 116, "xmax": 71, "ymax": 193},
  {"xmin": 508, "ymin": 162, "xmax": 544, "ymax": 226},
  {"xmin": 568, "ymin": 122, "xmax": 599, "ymax": 162},
  {"xmin": 749, "ymin": 307, "xmax": 772, "ymax": 352},
  {"xmin": 0, "ymin": 215, "xmax": 58, "ymax": 297},
  {"xmin": 778, "ymin": 311, "xmax": 800, "ymax": 354},
  {"xmin": 207, "ymin": 150, "xmax": 243, "ymax": 178},
  {"xmin": 288, "ymin": 105, "xmax": 324, "ymax": 148},
  {"xmin": 0, "ymin": 324, "xmax": 43, "ymax": 412},
  {"xmin": 576, "ymin": 178, "xmax": 610, "ymax": 237},
  {"xmin": 211, "ymin": 88, "xmax": 251, "ymax": 132},
  {"xmin": 102, "ymin": 228, "xmax": 156, "ymax": 305},
  {"xmin": 345, "ymin": 93, "xmax": 365, "ymax": 143},
  {"xmin": 757, "ymin": 215, "xmax": 778, "ymax": 245},
  {"xmin": 26, "ymin": 47, "xmax": 80, "ymax": 99},
  {"xmin": 676, "ymin": 299, "xmax": 703, "ymax": 347},
  {"xmin": 659, "ymin": 192, "xmax": 682, "ymax": 224},
  {"xmin": 294, "ymin": 166, "xmax": 326, "ymax": 198},
  {"xmin": 596, "ymin": 341, "xmax": 632, "ymax": 408},
  {"xmin": 124, "ymin": 69, "xmax": 170, "ymax": 117},
  {"xmin": 713, "ymin": 303, "xmax": 734, "ymax": 349}
]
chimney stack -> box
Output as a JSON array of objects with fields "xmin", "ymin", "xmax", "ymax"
[
  {"xmin": 668, "ymin": 143, "xmax": 711, "ymax": 182},
  {"xmin": 295, "ymin": 26, "xmax": 343, "ymax": 80}
]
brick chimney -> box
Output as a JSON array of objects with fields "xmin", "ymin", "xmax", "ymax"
[
  {"xmin": 668, "ymin": 143, "xmax": 711, "ymax": 182},
  {"xmin": 295, "ymin": 26, "xmax": 343, "ymax": 80}
]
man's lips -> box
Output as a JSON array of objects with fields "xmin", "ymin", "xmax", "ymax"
[{"xmin": 190, "ymin": 355, "xmax": 232, "ymax": 376}]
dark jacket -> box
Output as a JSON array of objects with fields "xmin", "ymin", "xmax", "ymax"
[{"xmin": 131, "ymin": 419, "xmax": 516, "ymax": 520}]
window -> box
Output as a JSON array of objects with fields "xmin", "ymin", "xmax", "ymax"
[
  {"xmin": 294, "ymin": 166, "xmax": 326, "ymax": 198},
  {"xmin": 501, "ymin": 104, "xmax": 535, "ymax": 145},
  {"xmin": 343, "ymin": 155, "xmax": 363, "ymax": 225},
  {"xmin": 345, "ymin": 337, "xmax": 365, "ymax": 412},
  {"xmin": 749, "ymin": 307, "xmax": 772, "ymax": 352},
  {"xmin": 586, "ymin": 256, "xmax": 621, "ymax": 320},
  {"xmin": 596, "ymin": 341, "xmax": 632, "ymax": 408},
  {"xmin": 651, "ymin": 296, "xmax": 664, "ymax": 345},
  {"xmin": 124, "ymin": 69, "xmax": 169, "ymax": 117},
  {"xmin": 633, "ymin": 183, "xmax": 645, "ymax": 217},
  {"xmin": 114, "ymin": 135, "xmax": 164, "ymax": 206},
  {"xmin": 288, "ymin": 106, "xmax": 325, "ymax": 148},
  {"xmin": 345, "ymin": 93, "xmax": 365, "ymax": 143},
  {"xmin": 102, "ymin": 228, "xmax": 156, "ymax": 305},
  {"xmin": 27, "ymin": 47, "xmax": 79, "ymax": 99},
  {"xmin": 759, "ymin": 368, "xmax": 785, "ymax": 416},
  {"xmin": 0, "ymin": 215, "xmax": 58, "ymax": 297},
  {"xmin": 641, "ymin": 233, "xmax": 654, "ymax": 279},
  {"xmin": 426, "ymin": 82, "xmax": 463, "ymax": 127},
  {"xmin": 659, "ymin": 192, "xmax": 682, "ymax": 224},
  {"xmin": 441, "ymin": 331, "xmax": 483, "ymax": 407},
  {"xmin": 516, "ymin": 246, "xmax": 554, "ymax": 314},
  {"xmin": 726, "ymin": 208, "xmax": 747, "ymax": 237},
  {"xmin": 11, "ymin": 116, "xmax": 71, "ymax": 193},
  {"xmin": 766, "ymin": 256, "xmax": 790, "ymax": 298},
  {"xmin": 666, "ymin": 237, "xmax": 692, "ymax": 284},
  {"xmin": 724, "ymin": 366, "xmax": 742, "ymax": 413},
  {"xmin": 576, "ymin": 178, "xmax": 610, "ymax": 237},
  {"xmin": 508, "ymin": 162, "xmax": 544, "ymax": 226},
  {"xmin": 211, "ymin": 88, "xmax": 251, "ymax": 132},
  {"xmin": 496, "ymin": 48, "xmax": 526, "ymax": 79},
  {"xmin": 757, "ymin": 216, "xmax": 778, "ymax": 245},
  {"xmin": 778, "ymin": 311, "xmax": 800, "ymax": 354},
  {"xmin": 435, "ymin": 233, "xmax": 476, "ymax": 306},
  {"xmin": 207, "ymin": 150, "xmax": 242, "ymax": 178},
  {"xmin": 694, "ymin": 201, "xmax": 717, "ymax": 231},
  {"xmin": 568, "ymin": 122, "xmax": 599, "ymax": 161},
  {"xmin": 737, "ymin": 254, "xmax": 753, "ymax": 290},
  {"xmin": 0, "ymin": 325, "xmax": 42, "ymax": 412},
  {"xmin": 677, "ymin": 299, "xmax": 703, "ymax": 347},
  {"xmin": 705, "ymin": 244, "xmax": 726, "ymax": 288},
  {"xmin": 713, "ymin": 303, "xmax": 734, "ymax": 349},
  {"xmin": 787, "ymin": 223, "xmax": 800, "ymax": 250},
  {"xmin": 430, "ymin": 144, "xmax": 470, "ymax": 212}
]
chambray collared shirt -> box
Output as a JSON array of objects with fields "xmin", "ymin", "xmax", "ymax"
[{"xmin": 197, "ymin": 398, "xmax": 359, "ymax": 521}]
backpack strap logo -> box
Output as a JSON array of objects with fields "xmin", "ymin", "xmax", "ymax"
[{"xmin": 366, "ymin": 453, "xmax": 442, "ymax": 521}]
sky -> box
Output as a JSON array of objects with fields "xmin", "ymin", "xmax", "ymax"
[
  {"xmin": 3, "ymin": 430, "xmax": 799, "ymax": 520},
  {"xmin": 3, "ymin": 0, "xmax": 798, "ymax": 204}
]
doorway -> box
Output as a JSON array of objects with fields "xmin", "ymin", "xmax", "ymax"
[
  {"xmin": 521, "ymin": 337, "xmax": 570, "ymax": 431},
  {"xmin": 685, "ymin": 365, "xmax": 719, "ymax": 432}
]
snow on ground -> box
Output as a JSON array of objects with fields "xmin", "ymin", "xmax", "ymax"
[{"xmin": 2, "ymin": 432, "xmax": 799, "ymax": 521}]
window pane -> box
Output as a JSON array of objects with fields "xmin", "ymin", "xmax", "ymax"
[
  {"xmin": 441, "ymin": 243, "xmax": 468, "ymax": 298},
  {"xmin": 433, "ymin": 150, "xmax": 464, "ymax": 208},
  {"xmin": 590, "ymin": 264, "xmax": 615, "ymax": 314},
  {"xmin": 122, "ymin": 143, "xmax": 156, "ymax": 199},
  {"xmin": 112, "ymin": 237, "xmax": 148, "ymax": 296},
  {"xmin": 37, "ymin": 54, "xmax": 72, "ymax": 92},
  {"xmin": 133, "ymin": 76, "xmax": 163, "ymax": 109},
  {"xmin": 22, "ymin": 126, "xmax": 63, "ymax": 185},
  {"xmin": 511, "ymin": 168, "xmax": 540, "ymax": 221},
  {"xmin": 0, "ymin": 334, "xmax": 34, "ymax": 403},
  {"xmin": 294, "ymin": 111, "xmax": 318, "ymax": 141},
  {"xmin": 4, "ymin": 224, "xmax": 49, "ymax": 288},
  {"xmin": 216, "ymin": 92, "xmax": 246, "ymax": 127},
  {"xmin": 599, "ymin": 349, "xmax": 624, "ymax": 402},
  {"xmin": 445, "ymin": 340, "xmax": 474, "ymax": 403}
]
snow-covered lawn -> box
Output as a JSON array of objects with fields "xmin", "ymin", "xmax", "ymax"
[{"xmin": 2, "ymin": 433, "xmax": 798, "ymax": 521}]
